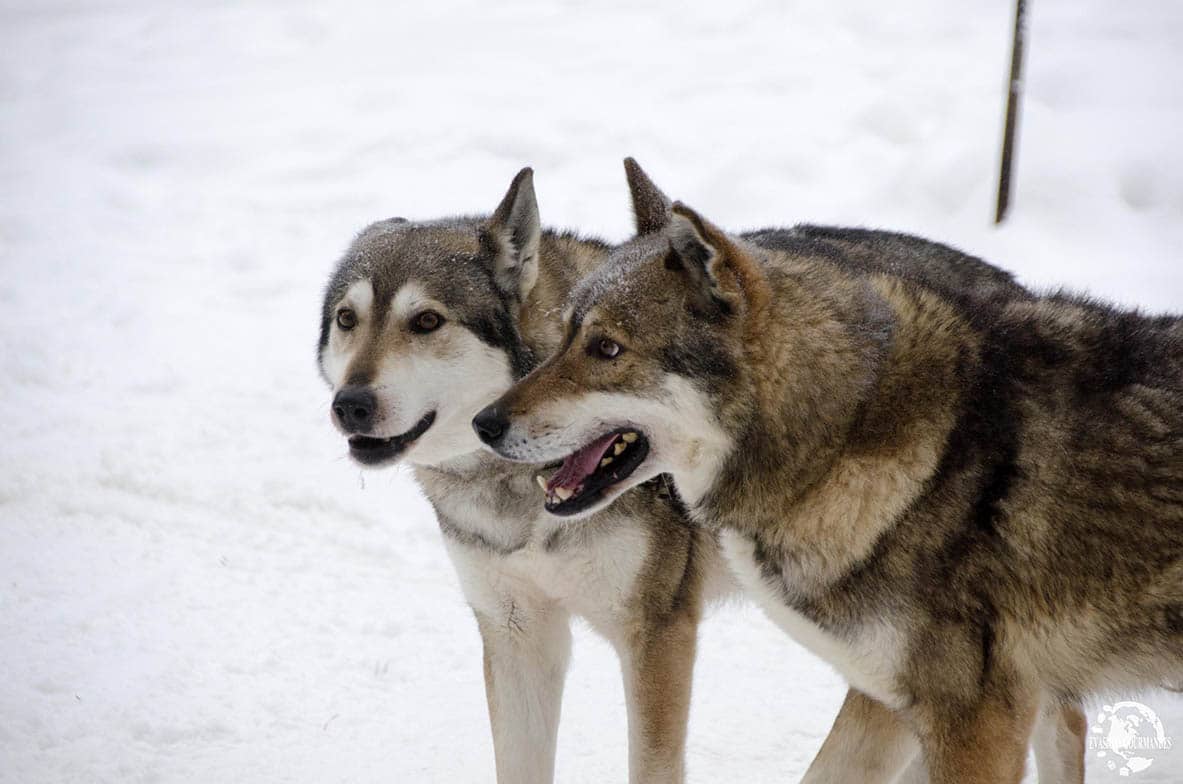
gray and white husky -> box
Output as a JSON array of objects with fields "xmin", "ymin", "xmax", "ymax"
[
  {"xmin": 319, "ymin": 163, "xmax": 1084, "ymax": 783},
  {"xmin": 318, "ymin": 167, "xmax": 730, "ymax": 784}
]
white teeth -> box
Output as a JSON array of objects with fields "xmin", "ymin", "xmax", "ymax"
[
  {"xmin": 614, "ymin": 442, "xmax": 626, "ymax": 455},
  {"xmin": 600, "ymin": 458, "xmax": 612, "ymax": 467},
  {"xmin": 536, "ymin": 475, "xmax": 548, "ymax": 492},
  {"xmin": 554, "ymin": 487, "xmax": 573, "ymax": 501},
  {"xmin": 622, "ymin": 432, "xmax": 638, "ymax": 443}
]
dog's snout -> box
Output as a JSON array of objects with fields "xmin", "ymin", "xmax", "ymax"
[
  {"xmin": 472, "ymin": 404, "xmax": 508, "ymax": 446},
  {"xmin": 333, "ymin": 386, "xmax": 376, "ymax": 433}
]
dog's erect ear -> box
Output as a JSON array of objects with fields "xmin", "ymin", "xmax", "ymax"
[
  {"xmin": 667, "ymin": 202, "xmax": 767, "ymax": 318},
  {"xmin": 624, "ymin": 157, "xmax": 672, "ymax": 236},
  {"xmin": 486, "ymin": 167, "xmax": 541, "ymax": 303}
]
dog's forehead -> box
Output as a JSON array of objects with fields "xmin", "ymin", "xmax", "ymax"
[
  {"xmin": 341, "ymin": 278, "xmax": 439, "ymax": 323},
  {"xmin": 569, "ymin": 234, "xmax": 668, "ymax": 328},
  {"xmin": 327, "ymin": 218, "xmax": 494, "ymax": 310},
  {"xmin": 355, "ymin": 218, "xmax": 481, "ymax": 258},
  {"xmin": 360, "ymin": 221, "xmax": 483, "ymax": 283}
]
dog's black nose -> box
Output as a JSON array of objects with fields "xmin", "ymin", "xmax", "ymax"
[
  {"xmin": 333, "ymin": 386, "xmax": 376, "ymax": 433},
  {"xmin": 472, "ymin": 404, "xmax": 508, "ymax": 446}
]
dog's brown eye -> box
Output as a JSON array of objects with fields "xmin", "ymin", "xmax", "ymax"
[
  {"xmin": 336, "ymin": 309, "xmax": 357, "ymax": 330},
  {"xmin": 594, "ymin": 337, "xmax": 622, "ymax": 359},
  {"xmin": 411, "ymin": 310, "xmax": 444, "ymax": 333}
]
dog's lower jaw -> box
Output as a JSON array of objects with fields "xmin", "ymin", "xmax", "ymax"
[
  {"xmin": 541, "ymin": 487, "xmax": 619, "ymax": 520},
  {"xmin": 543, "ymin": 465, "xmax": 666, "ymax": 520},
  {"xmin": 346, "ymin": 410, "xmax": 437, "ymax": 466}
]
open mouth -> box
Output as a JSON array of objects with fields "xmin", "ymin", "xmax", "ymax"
[
  {"xmin": 347, "ymin": 411, "xmax": 436, "ymax": 465},
  {"xmin": 537, "ymin": 428, "xmax": 650, "ymax": 516}
]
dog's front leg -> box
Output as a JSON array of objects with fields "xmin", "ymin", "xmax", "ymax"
[
  {"xmin": 801, "ymin": 688, "xmax": 918, "ymax": 784},
  {"xmin": 474, "ymin": 598, "xmax": 572, "ymax": 784},
  {"xmin": 912, "ymin": 682, "xmax": 1039, "ymax": 784},
  {"xmin": 617, "ymin": 612, "xmax": 698, "ymax": 784}
]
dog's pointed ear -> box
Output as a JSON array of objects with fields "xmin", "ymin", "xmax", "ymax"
[
  {"xmin": 486, "ymin": 167, "xmax": 541, "ymax": 303},
  {"xmin": 624, "ymin": 157, "xmax": 672, "ymax": 236},
  {"xmin": 666, "ymin": 202, "xmax": 766, "ymax": 317}
]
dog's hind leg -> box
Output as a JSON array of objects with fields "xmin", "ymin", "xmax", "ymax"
[
  {"xmin": 801, "ymin": 689, "xmax": 918, "ymax": 784},
  {"xmin": 618, "ymin": 609, "xmax": 699, "ymax": 784},
  {"xmin": 475, "ymin": 599, "xmax": 572, "ymax": 784}
]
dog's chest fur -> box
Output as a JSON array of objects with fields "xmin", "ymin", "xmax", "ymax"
[
  {"xmin": 720, "ymin": 529, "xmax": 907, "ymax": 707},
  {"xmin": 417, "ymin": 461, "xmax": 652, "ymax": 634}
]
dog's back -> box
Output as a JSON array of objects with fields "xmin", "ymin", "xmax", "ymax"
[{"xmin": 743, "ymin": 224, "xmax": 1025, "ymax": 303}]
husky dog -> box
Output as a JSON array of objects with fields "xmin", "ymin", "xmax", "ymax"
[
  {"xmin": 475, "ymin": 185, "xmax": 1179, "ymax": 782},
  {"xmin": 319, "ymin": 168, "xmax": 732, "ymax": 784}
]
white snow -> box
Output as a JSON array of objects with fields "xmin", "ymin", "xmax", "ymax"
[{"xmin": 1, "ymin": 0, "xmax": 1180, "ymax": 782}]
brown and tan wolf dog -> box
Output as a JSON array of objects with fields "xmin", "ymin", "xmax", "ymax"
[{"xmin": 474, "ymin": 172, "xmax": 1180, "ymax": 783}]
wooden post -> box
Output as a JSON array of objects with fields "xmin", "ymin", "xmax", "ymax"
[{"xmin": 995, "ymin": 0, "xmax": 1028, "ymax": 224}]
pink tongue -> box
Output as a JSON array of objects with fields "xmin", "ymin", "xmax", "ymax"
[{"xmin": 547, "ymin": 433, "xmax": 620, "ymax": 492}]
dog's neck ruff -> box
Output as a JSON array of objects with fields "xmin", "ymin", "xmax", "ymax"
[{"xmin": 691, "ymin": 279, "xmax": 937, "ymax": 594}]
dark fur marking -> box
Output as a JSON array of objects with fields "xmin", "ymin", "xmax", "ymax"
[
  {"xmin": 749, "ymin": 534, "xmax": 803, "ymax": 612},
  {"xmin": 666, "ymin": 526, "xmax": 698, "ymax": 618},
  {"xmin": 972, "ymin": 441, "xmax": 1020, "ymax": 537},
  {"xmin": 979, "ymin": 610, "xmax": 997, "ymax": 689},
  {"xmin": 317, "ymin": 315, "xmax": 331, "ymax": 355},
  {"xmin": 932, "ymin": 321, "xmax": 1028, "ymax": 533},
  {"xmin": 659, "ymin": 338, "xmax": 736, "ymax": 388},
  {"xmin": 916, "ymin": 318, "xmax": 1030, "ymax": 650},
  {"xmin": 1066, "ymin": 302, "xmax": 1178, "ymax": 397},
  {"xmin": 673, "ymin": 236, "xmax": 712, "ymax": 270},
  {"xmin": 708, "ymin": 295, "xmax": 734, "ymax": 318},
  {"xmin": 345, "ymin": 368, "xmax": 375, "ymax": 388},
  {"xmin": 1166, "ymin": 605, "xmax": 1183, "ymax": 635},
  {"xmin": 750, "ymin": 535, "xmax": 783, "ymax": 583},
  {"xmin": 462, "ymin": 308, "xmax": 537, "ymax": 379},
  {"xmin": 654, "ymin": 474, "xmax": 689, "ymax": 517}
]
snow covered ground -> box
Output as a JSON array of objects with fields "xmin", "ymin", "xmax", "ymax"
[{"xmin": 1, "ymin": 0, "xmax": 1180, "ymax": 781}]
